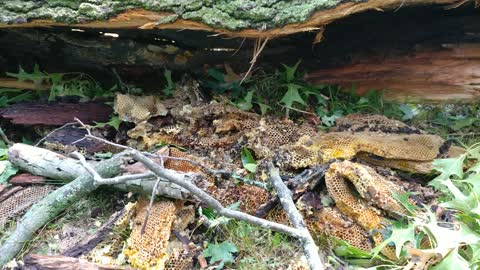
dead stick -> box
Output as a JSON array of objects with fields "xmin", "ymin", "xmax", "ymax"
[
  {"xmin": 269, "ymin": 164, "xmax": 325, "ymax": 270},
  {"xmin": 130, "ymin": 151, "xmax": 306, "ymax": 239},
  {"xmin": 0, "ymin": 149, "xmax": 127, "ymax": 267}
]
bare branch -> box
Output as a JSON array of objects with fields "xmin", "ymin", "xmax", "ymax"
[
  {"xmin": 69, "ymin": 151, "xmax": 102, "ymax": 183},
  {"xmin": 35, "ymin": 122, "xmax": 77, "ymax": 147},
  {"xmin": 0, "ymin": 127, "xmax": 13, "ymax": 146},
  {"xmin": 269, "ymin": 164, "xmax": 325, "ymax": 270},
  {"xmin": 130, "ymin": 150, "xmax": 307, "ymax": 239}
]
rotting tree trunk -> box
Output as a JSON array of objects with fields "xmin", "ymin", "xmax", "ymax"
[
  {"xmin": 0, "ymin": 1, "xmax": 479, "ymax": 104},
  {"xmin": 0, "ymin": 1, "xmax": 470, "ymax": 38},
  {"xmin": 305, "ymin": 43, "xmax": 480, "ymax": 103}
]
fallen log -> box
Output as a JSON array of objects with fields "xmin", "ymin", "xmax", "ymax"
[
  {"xmin": 7, "ymin": 143, "xmax": 191, "ymax": 199},
  {"xmin": 0, "ymin": 145, "xmax": 126, "ymax": 267},
  {"xmin": 24, "ymin": 254, "xmax": 129, "ymax": 270},
  {"xmin": 0, "ymin": 102, "xmax": 113, "ymax": 125},
  {"xmin": 0, "ymin": 1, "xmax": 468, "ymax": 39},
  {"xmin": 305, "ymin": 43, "xmax": 480, "ymax": 103}
]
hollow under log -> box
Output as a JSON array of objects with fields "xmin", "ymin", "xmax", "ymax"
[{"xmin": 0, "ymin": 2, "xmax": 478, "ymax": 103}]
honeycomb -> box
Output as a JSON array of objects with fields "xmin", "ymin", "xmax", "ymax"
[
  {"xmin": 307, "ymin": 207, "xmax": 373, "ymax": 251},
  {"xmin": 164, "ymin": 147, "xmax": 204, "ymax": 173},
  {"xmin": 324, "ymin": 161, "xmax": 410, "ymax": 260},
  {"xmin": 0, "ymin": 185, "xmax": 55, "ymax": 227},
  {"xmin": 332, "ymin": 114, "xmax": 421, "ymax": 134},
  {"xmin": 279, "ymin": 132, "xmax": 444, "ymax": 171},
  {"xmin": 246, "ymin": 120, "xmax": 317, "ymax": 158},
  {"xmin": 115, "ymin": 94, "xmax": 168, "ymax": 124},
  {"xmin": 124, "ymin": 199, "xmax": 178, "ymax": 270},
  {"xmin": 209, "ymin": 184, "xmax": 271, "ymax": 215},
  {"xmin": 127, "ymin": 122, "xmax": 184, "ymax": 149},
  {"xmin": 164, "ymin": 245, "xmax": 192, "ymax": 270},
  {"xmin": 85, "ymin": 202, "xmax": 137, "ymax": 265}
]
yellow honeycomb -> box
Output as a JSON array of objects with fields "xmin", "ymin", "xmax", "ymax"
[
  {"xmin": 323, "ymin": 161, "xmax": 411, "ymax": 260},
  {"xmin": 246, "ymin": 120, "xmax": 317, "ymax": 158},
  {"xmin": 124, "ymin": 199, "xmax": 178, "ymax": 270},
  {"xmin": 332, "ymin": 113, "xmax": 420, "ymax": 134},
  {"xmin": 307, "ymin": 207, "xmax": 373, "ymax": 251},
  {"xmin": 85, "ymin": 202, "xmax": 137, "ymax": 265},
  {"xmin": 279, "ymin": 132, "xmax": 444, "ymax": 171}
]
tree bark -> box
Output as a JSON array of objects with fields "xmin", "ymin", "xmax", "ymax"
[{"xmin": 0, "ymin": 1, "xmax": 467, "ymax": 38}]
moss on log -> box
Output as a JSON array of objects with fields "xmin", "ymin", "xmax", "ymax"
[{"xmin": 0, "ymin": 0, "xmax": 467, "ymax": 37}]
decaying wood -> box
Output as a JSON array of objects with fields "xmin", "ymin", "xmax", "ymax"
[
  {"xmin": 62, "ymin": 208, "xmax": 126, "ymax": 257},
  {"xmin": 0, "ymin": 185, "xmax": 23, "ymax": 204},
  {"xmin": 8, "ymin": 143, "xmax": 190, "ymax": 199},
  {"xmin": 8, "ymin": 173, "xmax": 46, "ymax": 186},
  {"xmin": 24, "ymin": 254, "xmax": 129, "ymax": 270},
  {"xmin": 0, "ymin": 1, "xmax": 468, "ymax": 39},
  {"xmin": 0, "ymin": 77, "xmax": 50, "ymax": 90},
  {"xmin": 0, "ymin": 146, "xmax": 126, "ymax": 267},
  {"xmin": 0, "ymin": 102, "xmax": 112, "ymax": 125},
  {"xmin": 306, "ymin": 43, "xmax": 480, "ymax": 102},
  {"xmin": 269, "ymin": 165, "xmax": 324, "ymax": 270},
  {"xmin": 41, "ymin": 125, "xmax": 110, "ymax": 153},
  {"xmin": 8, "ymin": 143, "xmax": 93, "ymax": 181}
]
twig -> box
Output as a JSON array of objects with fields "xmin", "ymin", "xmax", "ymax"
[
  {"xmin": 240, "ymin": 37, "xmax": 269, "ymax": 85},
  {"xmin": 73, "ymin": 118, "xmax": 233, "ymax": 178},
  {"xmin": 69, "ymin": 151, "xmax": 102, "ymax": 183},
  {"xmin": 94, "ymin": 172, "xmax": 156, "ymax": 185},
  {"xmin": 256, "ymin": 165, "xmax": 329, "ymax": 218},
  {"xmin": 232, "ymin": 174, "xmax": 269, "ymax": 190},
  {"xmin": 269, "ymin": 164, "xmax": 324, "ymax": 270},
  {"xmin": 130, "ymin": 150, "xmax": 307, "ymax": 239},
  {"xmin": 0, "ymin": 127, "xmax": 13, "ymax": 146},
  {"xmin": 141, "ymin": 176, "xmax": 162, "ymax": 235},
  {"xmin": 35, "ymin": 122, "xmax": 77, "ymax": 147}
]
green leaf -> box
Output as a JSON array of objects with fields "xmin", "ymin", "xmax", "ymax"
[
  {"xmin": 94, "ymin": 116, "xmax": 122, "ymax": 131},
  {"xmin": 0, "ymin": 148, "xmax": 8, "ymax": 160},
  {"xmin": 94, "ymin": 152, "xmax": 113, "ymax": 159},
  {"xmin": 371, "ymin": 220, "xmax": 416, "ymax": 258},
  {"xmin": 432, "ymin": 155, "xmax": 466, "ymax": 181},
  {"xmin": 256, "ymin": 102, "xmax": 271, "ymax": 115},
  {"xmin": 334, "ymin": 239, "xmax": 373, "ymax": 259},
  {"xmin": 452, "ymin": 117, "xmax": 478, "ymax": 131},
  {"xmin": 241, "ymin": 147, "xmax": 257, "ymax": 173},
  {"xmin": 243, "ymin": 163, "xmax": 257, "ymax": 173},
  {"xmin": 208, "ymin": 68, "xmax": 225, "ymax": 82},
  {"xmin": 161, "ymin": 69, "xmax": 175, "ymax": 97},
  {"xmin": 399, "ymin": 104, "xmax": 418, "ymax": 120},
  {"xmin": 272, "ymin": 232, "xmax": 283, "ymax": 248},
  {"xmin": 0, "ymin": 161, "xmax": 18, "ymax": 186},
  {"xmin": 431, "ymin": 248, "xmax": 469, "ymax": 270},
  {"xmin": 236, "ymin": 91, "xmax": 253, "ymax": 111},
  {"xmin": 392, "ymin": 191, "xmax": 417, "ymax": 215},
  {"xmin": 282, "ymin": 60, "xmax": 301, "ymax": 83},
  {"xmin": 321, "ymin": 110, "xmax": 343, "ymax": 127},
  {"xmin": 203, "ymin": 241, "xmax": 238, "ymax": 269},
  {"xmin": 280, "ymin": 83, "xmax": 306, "ymax": 109}
]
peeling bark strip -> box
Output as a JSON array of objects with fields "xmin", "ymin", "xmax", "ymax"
[
  {"xmin": 0, "ymin": 102, "xmax": 113, "ymax": 125},
  {"xmin": 0, "ymin": 0, "xmax": 466, "ymax": 38}
]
